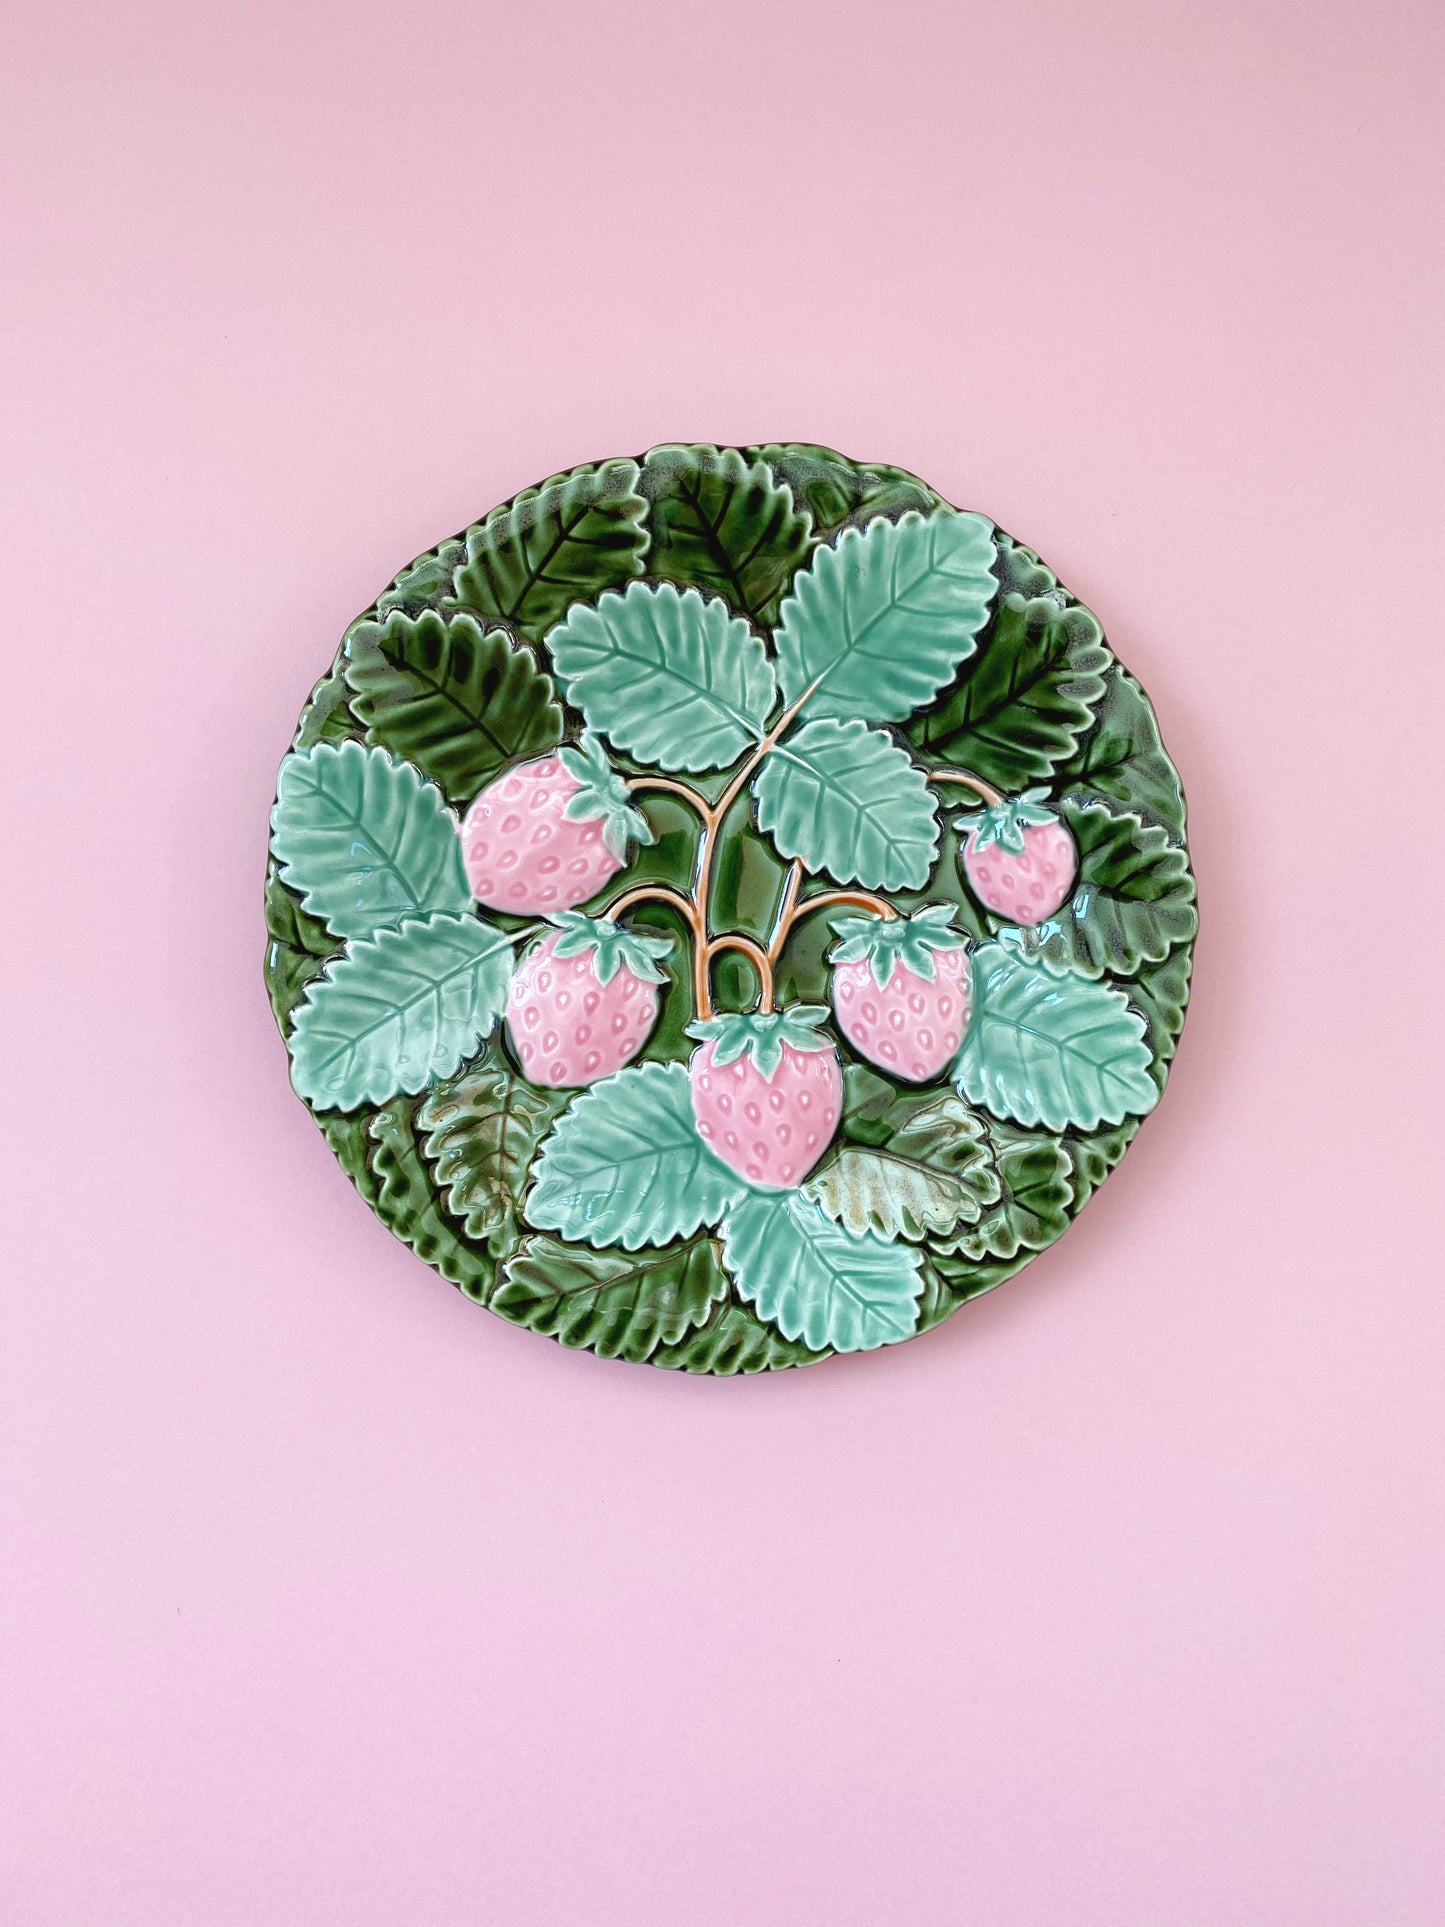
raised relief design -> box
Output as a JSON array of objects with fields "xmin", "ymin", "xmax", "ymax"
[{"xmin": 265, "ymin": 445, "xmax": 1197, "ymax": 1370}]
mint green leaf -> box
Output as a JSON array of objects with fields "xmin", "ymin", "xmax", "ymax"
[
  {"xmin": 753, "ymin": 718, "xmax": 939, "ymax": 890},
  {"xmin": 775, "ymin": 509, "xmax": 997, "ymax": 721},
  {"xmin": 417, "ymin": 1049, "xmax": 570, "ymax": 1245},
  {"xmin": 524, "ymin": 1061, "xmax": 747, "ymax": 1250},
  {"xmin": 801, "ymin": 1095, "xmax": 999, "ymax": 1240},
  {"xmin": 344, "ymin": 610, "xmax": 563, "ymax": 805},
  {"xmin": 641, "ymin": 443, "xmax": 813, "ymax": 627},
  {"xmin": 491, "ymin": 1234, "xmax": 728, "ymax": 1363},
  {"xmin": 1057, "ymin": 665, "xmax": 1188, "ymax": 839},
  {"xmin": 270, "ymin": 741, "xmax": 470, "ymax": 939},
  {"xmin": 1047, "ymin": 800, "xmax": 1198, "ymax": 977},
  {"xmin": 547, "ymin": 581, "xmax": 775, "ymax": 772},
  {"xmin": 289, "ymin": 913, "xmax": 515, "ymax": 1111},
  {"xmin": 450, "ymin": 458, "xmax": 648, "ymax": 641},
  {"xmin": 954, "ymin": 944, "xmax": 1159, "ymax": 1131},
  {"xmin": 721, "ymin": 1189, "xmax": 924, "ymax": 1354},
  {"xmin": 907, "ymin": 594, "xmax": 1109, "ymax": 787},
  {"xmin": 651, "ymin": 1296, "xmax": 827, "ymax": 1374}
]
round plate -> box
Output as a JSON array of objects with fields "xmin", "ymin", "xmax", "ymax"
[{"xmin": 265, "ymin": 443, "xmax": 1197, "ymax": 1371}]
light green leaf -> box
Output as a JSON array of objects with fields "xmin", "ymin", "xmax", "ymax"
[
  {"xmin": 775, "ymin": 509, "xmax": 997, "ymax": 721},
  {"xmin": 491, "ymin": 1234, "xmax": 728, "ymax": 1363},
  {"xmin": 641, "ymin": 443, "xmax": 813, "ymax": 627},
  {"xmin": 1046, "ymin": 800, "xmax": 1198, "ymax": 977},
  {"xmin": 270, "ymin": 741, "xmax": 471, "ymax": 938},
  {"xmin": 417, "ymin": 1049, "xmax": 569, "ymax": 1244},
  {"xmin": 753, "ymin": 718, "xmax": 939, "ymax": 890},
  {"xmin": 801, "ymin": 1096, "xmax": 999, "ymax": 1240},
  {"xmin": 524, "ymin": 1061, "xmax": 747, "ymax": 1250},
  {"xmin": 906, "ymin": 594, "xmax": 1109, "ymax": 786},
  {"xmin": 1057, "ymin": 665, "xmax": 1188, "ymax": 839},
  {"xmin": 652, "ymin": 1297, "xmax": 827, "ymax": 1374},
  {"xmin": 344, "ymin": 610, "xmax": 563, "ymax": 805},
  {"xmin": 954, "ymin": 943, "xmax": 1159, "ymax": 1131},
  {"xmin": 930, "ymin": 1119, "xmax": 1073, "ymax": 1264},
  {"xmin": 450, "ymin": 458, "xmax": 648, "ymax": 641},
  {"xmin": 289, "ymin": 913, "xmax": 515, "ymax": 1111},
  {"xmin": 547, "ymin": 581, "xmax": 775, "ymax": 772},
  {"xmin": 369, "ymin": 1100, "xmax": 495, "ymax": 1300},
  {"xmin": 721, "ymin": 1189, "xmax": 924, "ymax": 1354}
]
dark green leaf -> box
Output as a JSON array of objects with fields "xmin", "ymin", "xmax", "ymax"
[
  {"xmin": 641, "ymin": 443, "xmax": 813, "ymax": 626},
  {"xmin": 931, "ymin": 1120, "xmax": 1072, "ymax": 1263},
  {"xmin": 492, "ymin": 1234, "xmax": 728, "ymax": 1362},
  {"xmin": 344, "ymin": 610, "xmax": 564, "ymax": 805},
  {"xmin": 369, "ymin": 1101, "xmax": 495, "ymax": 1300},
  {"xmin": 294, "ymin": 669, "xmax": 361, "ymax": 749},
  {"xmin": 1061, "ymin": 1122, "xmax": 1140, "ymax": 1210},
  {"xmin": 377, "ymin": 540, "xmax": 466, "ymax": 617},
  {"xmin": 417, "ymin": 1050, "xmax": 569, "ymax": 1245},
  {"xmin": 651, "ymin": 1297, "xmax": 828, "ymax": 1374},
  {"xmin": 451, "ymin": 458, "xmax": 648, "ymax": 640},
  {"xmin": 1127, "ymin": 945, "xmax": 1194, "ymax": 1075},
  {"xmin": 1057, "ymin": 665, "xmax": 1188, "ymax": 839},
  {"xmin": 906, "ymin": 594, "xmax": 1109, "ymax": 786},
  {"xmin": 1046, "ymin": 800, "xmax": 1198, "ymax": 978},
  {"xmin": 750, "ymin": 443, "xmax": 941, "ymax": 536}
]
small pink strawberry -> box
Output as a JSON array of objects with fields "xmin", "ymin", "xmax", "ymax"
[
  {"xmin": 460, "ymin": 731, "xmax": 653, "ymax": 915},
  {"xmin": 506, "ymin": 912, "xmax": 672, "ymax": 1087},
  {"xmin": 686, "ymin": 1006, "xmax": 842, "ymax": 1191},
  {"xmin": 957, "ymin": 789, "xmax": 1077, "ymax": 926},
  {"xmin": 829, "ymin": 905, "xmax": 971, "ymax": 1083}
]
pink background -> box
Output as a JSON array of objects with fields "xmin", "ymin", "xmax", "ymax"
[{"xmin": 4, "ymin": 2, "xmax": 1442, "ymax": 1921}]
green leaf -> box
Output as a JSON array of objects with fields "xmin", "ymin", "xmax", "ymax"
[
  {"xmin": 1057, "ymin": 665, "xmax": 1188, "ymax": 839},
  {"xmin": 775, "ymin": 509, "xmax": 997, "ymax": 722},
  {"xmin": 417, "ymin": 1049, "xmax": 569, "ymax": 1244},
  {"xmin": 753, "ymin": 718, "xmax": 939, "ymax": 890},
  {"xmin": 270, "ymin": 741, "xmax": 470, "ymax": 938},
  {"xmin": 750, "ymin": 443, "xmax": 941, "ymax": 537},
  {"xmin": 344, "ymin": 610, "xmax": 563, "ymax": 805},
  {"xmin": 294, "ymin": 668, "xmax": 361, "ymax": 749},
  {"xmin": 641, "ymin": 443, "xmax": 813, "ymax": 627},
  {"xmin": 651, "ymin": 1297, "xmax": 827, "ymax": 1374},
  {"xmin": 801, "ymin": 1095, "xmax": 1000, "ymax": 1239},
  {"xmin": 1062, "ymin": 1122, "xmax": 1140, "ymax": 1211},
  {"xmin": 1046, "ymin": 800, "xmax": 1198, "ymax": 977},
  {"xmin": 288, "ymin": 913, "xmax": 515, "ymax": 1111},
  {"xmin": 931, "ymin": 1120, "xmax": 1072, "ymax": 1263},
  {"xmin": 523, "ymin": 1061, "xmax": 747, "ymax": 1250},
  {"xmin": 491, "ymin": 1234, "xmax": 728, "ymax": 1363},
  {"xmin": 906, "ymin": 594, "xmax": 1109, "ymax": 786},
  {"xmin": 721, "ymin": 1189, "xmax": 924, "ymax": 1354},
  {"xmin": 377, "ymin": 540, "xmax": 466, "ymax": 618},
  {"xmin": 369, "ymin": 1100, "xmax": 495, "ymax": 1300},
  {"xmin": 954, "ymin": 943, "xmax": 1159, "ymax": 1131},
  {"xmin": 263, "ymin": 868, "xmax": 339, "ymax": 1034},
  {"xmin": 547, "ymin": 581, "xmax": 775, "ymax": 773},
  {"xmin": 1127, "ymin": 944, "xmax": 1194, "ymax": 1073},
  {"xmin": 450, "ymin": 457, "xmax": 648, "ymax": 640}
]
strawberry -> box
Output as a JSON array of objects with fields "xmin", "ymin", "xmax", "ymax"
[
  {"xmin": 460, "ymin": 731, "xmax": 653, "ymax": 915},
  {"xmin": 506, "ymin": 912, "xmax": 672, "ymax": 1087},
  {"xmin": 686, "ymin": 1006, "xmax": 842, "ymax": 1191},
  {"xmin": 957, "ymin": 788, "xmax": 1077, "ymax": 926},
  {"xmin": 828, "ymin": 904, "xmax": 971, "ymax": 1083}
]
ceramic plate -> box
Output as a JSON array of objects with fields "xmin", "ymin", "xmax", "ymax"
[{"xmin": 265, "ymin": 444, "xmax": 1196, "ymax": 1371}]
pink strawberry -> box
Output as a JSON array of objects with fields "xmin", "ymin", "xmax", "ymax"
[
  {"xmin": 829, "ymin": 905, "xmax": 971, "ymax": 1083},
  {"xmin": 958, "ymin": 789, "xmax": 1077, "ymax": 926},
  {"xmin": 686, "ymin": 1007, "xmax": 842, "ymax": 1191},
  {"xmin": 461, "ymin": 731, "xmax": 653, "ymax": 915},
  {"xmin": 506, "ymin": 913, "xmax": 671, "ymax": 1087}
]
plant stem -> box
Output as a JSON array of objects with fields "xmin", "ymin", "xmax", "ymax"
[
  {"xmin": 924, "ymin": 768, "xmax": 1003, "ymax": 807},
  {"xmin": 708, "ymin": 934, "xmax": 774, "ymax": 1012},
  {"xmin": 624, "ymin": 774, "xmax": 711, "ymax": 822}
]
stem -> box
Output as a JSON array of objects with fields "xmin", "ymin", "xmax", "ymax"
[
  {"xmin": 625, "ymin": 774, "xmax": 711, "ymax": 822},
  {"xmin": 765, "ymin": 861, "xmax": 804, "ymax": 963},
  {"xmin": 924, "ymin": 768, "xmax": 1003, "ymax": 807},
  {"xmin": 600, "ymin": 882, "xmax": 699, "ymax": 926},
  {"xmin": 707, "ymin": 934, "xmax": 774, "ymax": 1012}
]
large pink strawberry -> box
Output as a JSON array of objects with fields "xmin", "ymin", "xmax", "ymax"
[
  {"xmin": 829, "ymin": 905, "xmax": 971, "ymax": 1083},
  {"xmin": 686, "ymin": 1007, "xmax": 842, "ymax": 1191},
  {"xmin": 506, "ymin": 912, "xmax": 672, "ymax": 1087},
  {"xmin": 461, "ymin": 731, "xmax": 653, "ymax": 914},
  {"xmin": 957, "ymin": 788, "xmax": 1077, "ymax": 926}
]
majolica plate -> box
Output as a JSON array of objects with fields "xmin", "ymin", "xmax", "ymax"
[{"xmin": 265, "ymin": 444, "xmax": 1196, "ymax": 1371}]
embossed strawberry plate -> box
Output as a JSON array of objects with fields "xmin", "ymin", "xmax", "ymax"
[{"xmin": 265, "ymin": 443, "xmax": 1197, "ymax": 1371}]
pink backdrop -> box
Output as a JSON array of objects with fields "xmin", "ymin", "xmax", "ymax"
[{"xmin": 4, "ymin": 3, "xmax": 1441, "ymax": 1921}]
